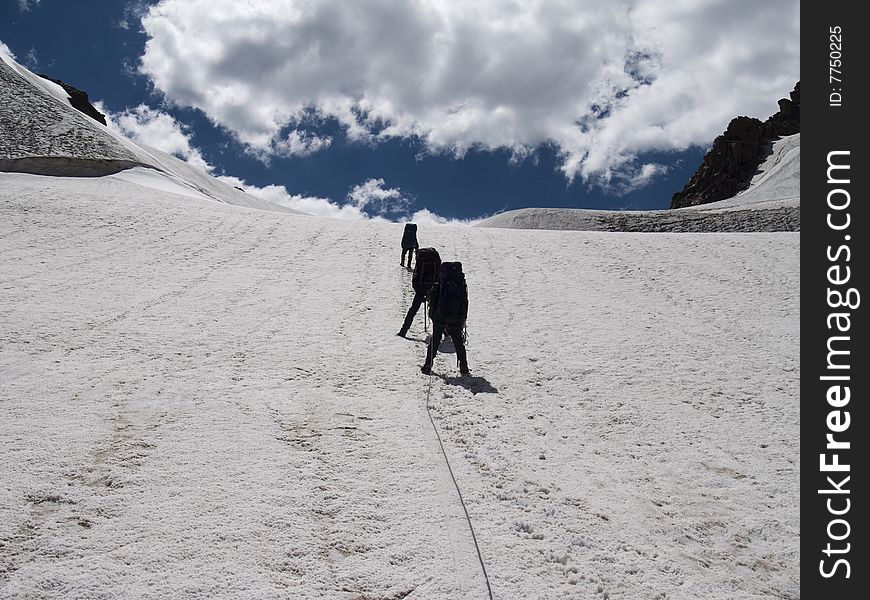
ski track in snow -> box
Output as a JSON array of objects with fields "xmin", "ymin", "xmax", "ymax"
[{"xmin": 1, "ymin": 173, "xmax": 799, "ymax": 599}]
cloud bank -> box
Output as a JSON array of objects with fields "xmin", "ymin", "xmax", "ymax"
[
  {"xmin": 221, "ymin": 175, "xmax": 479, "ymax": 224},
  {"xmin": 138, "ymin": 0, "xmax": 799, "ymax": 191},
  {"xmin": 97, "ymin": 102, "xmax": 473, "ymax": 223}
]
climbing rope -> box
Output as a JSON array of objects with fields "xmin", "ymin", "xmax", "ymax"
[
  {"xmin": 403, "ymin": 265, "xmax": 491, "ymax": 596},
  {"xmin": 423, "ymin": 356, "xmax": 494, "ymax": 600}
]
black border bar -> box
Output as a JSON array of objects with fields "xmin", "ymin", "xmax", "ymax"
[{"xmin": 802, "ymin": 2, "xmax": 868, "ymax": 596}]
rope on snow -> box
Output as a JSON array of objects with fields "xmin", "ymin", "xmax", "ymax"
[{"xmin": 423, "ymin": 360, "xmax": 494, "ymax": 600}]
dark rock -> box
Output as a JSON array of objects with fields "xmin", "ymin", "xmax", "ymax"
[
  {"xmin": 670, "ymin": 82, "xmax": 799, "ymax": 209},
  {"xmin": 37, "ymin": 74, "xmax": 107, "ymax": 126},
  {"xmin": 764, "ymin": 81, "xmax": 800, "ymax": 137}
]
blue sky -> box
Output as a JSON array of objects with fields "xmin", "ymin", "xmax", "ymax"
[{"xmin": 0, "ymin": 0, "xmax": 799, "ymax": 222}]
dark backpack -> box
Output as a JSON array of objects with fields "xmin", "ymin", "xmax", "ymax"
[
  {"xmin": 401, "ymin": 223, "xmax": 418, "ymax": 249},
  {"xmin": 434, "ymin": 262, "xmax": 468, "ymax": 324},
  {"xmin": 412, "ymin": 247, "xmax": 441, "ymax": 293}
]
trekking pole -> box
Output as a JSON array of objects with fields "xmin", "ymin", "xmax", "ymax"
[{"xmin": 424, "ymin": 297, "xmax": 429, "ymax": 333}]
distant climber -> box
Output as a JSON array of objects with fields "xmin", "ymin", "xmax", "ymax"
[
  {"xmin": 421, "ymin": 261, "xmax": 469, "ymax": 376},
  {"xmin": 398, "ymin": 247, "xmax": 440, "ymax": 338},
  {"xmin": 400, "ymin": 223, "xmax": 418, "ymax": 268}
]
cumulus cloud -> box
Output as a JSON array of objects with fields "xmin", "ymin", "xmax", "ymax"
[
  {"xmin": 220, "ymin": 175, "xmax": 477, "ymax": 224},
  {"xmin": 89, "ymin": 97, "xmax": 477, "ymax": 222},
  {"xmin": 137, "ymin": 0, "xmax": 799, "ymax": 191},
  {"xmin": 344, "ymin": 178, "xmax": 481, "ymax": 223},
  {"xmin": 91, "ymin": 100, "xmax": 473, "ymax": 223},
  {"xmin": 273, "ymin": 130, "xmax": 332, "ymax": 158},
  {"xmin": 216, "ymin": 175, "xmax": 371, "ymax": 220},
  {"xmin": 217, "ymin": 175, "xmax": 398, "ymax": 221},
  {"xmin": 346, "ymin": 178, "xmax": 410, "ymax": 217},
  {"xmin": 97, "ymin": 102, "xmax": 213, "ymax": 172}
]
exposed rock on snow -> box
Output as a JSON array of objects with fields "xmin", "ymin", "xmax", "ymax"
[
  {"xmin": 36, "ymin": 74, "xmax": 108, "ymax": 125},
  {"xmin": 0, "ymin": 49, "xmax": 300, "ymax": 214},
  {"xmin": 478, "ymin": 83, "xmax": 801, "ymax": 234},
  {"xmin": 670, "ymin": 82, "xmax": 799, "ymax": 209},
  {"xmin": 478, "ymin": 132, "xmax": 799, "ymax": 232},
  {"xmin": 697, "ymin": 133, "xmax": 800, "ymax": 212},
  {"xmin": 671, "ymin": 115, "xmax": 770, "ymax": 208}
]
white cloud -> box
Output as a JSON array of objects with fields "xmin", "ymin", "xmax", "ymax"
[
  {"xmin": 116, "ymin": 1, "xmax": 151, "ymax": 31},
  {"xmin": 0, "ymin": 40, "xmax": 14, "ymax": 59},
  {"xmin": 219, "ymin": 175, "xmax": 475, "ymax": 224},
  {"xmin": 17, "ymin": 0, "xmax": 41, "ymax": 12},
  {"xmin": 594, "ymin": 160, "xmax": 671, "ymax": 195},
  {"xmin": 273, "ymin": 130, "xmax": 332, "ymax": 157},
  {"xmin": 91, "ymin": 100, "xmax": 472, "ymax": 223},
  {"xmin": 137, "ymin": 0, "xmax": 799, "ymax": 191},
  {"xmin": 346, "ymin": 178, "xmax": 410, "ymax": 217},
  {"xmin": 408, "ymin": 208, "xmax": 483, "ymax": 227},
  {"xmin": 217, "ymin": 175, "xmax": 384, "ymax": 221},
  {"xmin": 96, "ymin": 102, "xmax": 213, "ymax": 172}
]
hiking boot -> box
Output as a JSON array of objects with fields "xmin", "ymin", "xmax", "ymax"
[
  {"xmin": 421, "ymin": 364, "xmax": 432, "ymax": 375},
  {"xmin": 460, "ymin": 366, "xmax": 470, "ymax": 375},
  {"xmin": 397, "ymin": 329, "xmax": 407, "ymax": 338}
]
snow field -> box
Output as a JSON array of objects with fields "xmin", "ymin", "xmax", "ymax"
[
  {"xmin": 1, "ymin": 172, "xmax": 799, "ymax": 598},
  {"xmin": 478, "ymin": 134, "xmax": 801, "ymax": 233}
]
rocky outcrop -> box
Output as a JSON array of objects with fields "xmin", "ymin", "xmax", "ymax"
[
  {"xmin": 37, "ymin": 74, "xmax": 107, "ymax": 125},
  {"xmin": 670, "ymin": 82, "xmax": 799, "ymax": 209},
  {"xmin": 763, "ymin": 83, "xmax": 800, "ymax": 137}
]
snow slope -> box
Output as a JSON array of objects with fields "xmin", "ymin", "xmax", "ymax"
[
  {"xmin": 477, "ymin": 134, "xmax": 800, "ymax": 232},
  {"xmin": 0, "ymin": 48, "xmax": 299, "ymax": 214},
  {"xmin": 1, "ymin": 170, "xmax": 799, "ymax": 598},
  {"xmin": 696, "ymin": 133, "xmax": 800, "ymax": 211}
]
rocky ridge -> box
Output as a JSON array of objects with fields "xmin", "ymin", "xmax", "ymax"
[
  {"xmin": 37, "ymin": 74, "xmax": 108, "ymax": 125},
  {"xmin": 670, "ymin": 82, "xmax": 800, "ymax": 209}
]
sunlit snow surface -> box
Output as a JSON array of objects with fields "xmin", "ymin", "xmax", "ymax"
[
  {"xmin": 478, "ymin": 134, "xmax": 800, "ymax": 232},
  {"xmin": 1, "ymin": 171, "xmax": 798, "ymax": 598},
  {"xmin": 1, "ymin": 38, "xmax": 798, "ymax": 600}
]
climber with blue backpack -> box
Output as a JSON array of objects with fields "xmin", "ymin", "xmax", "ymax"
[{"xmin": 421, "ymin": 261, "xmax": 470, "ymax": 376}]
